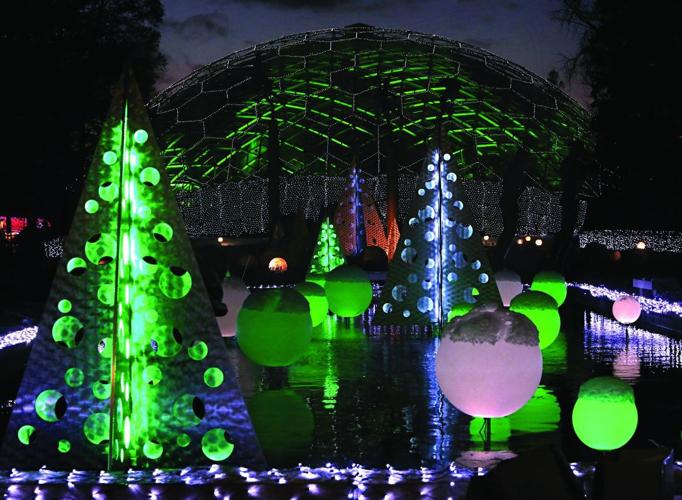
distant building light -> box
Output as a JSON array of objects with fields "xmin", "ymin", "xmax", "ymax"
[
  {"xmin": 517, "ymin": 238, "xmax": 524, "ymax": 245},
  {"xmin": 635, "ymin": 241, "xmax": 646, "ymax": 250},
  {"xmin": 524, "ymin": 235, "xmax": 532, "ymax": 242},
  {"xmin": 218, "ymin": 236, "xmax": 224, "ymax": 243},
  {"xmin": 483, "ymin": 235, "xmax": 490, "ymax": 241},
  {"xmin": 535, "ymin": 238, "xmax": 543, "ymax": 246}
]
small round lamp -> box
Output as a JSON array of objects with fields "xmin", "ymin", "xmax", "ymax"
[
  {"xmin": 324, "ymin": 265, "xmax": 372, "ymax": 318},
  {"xmin": 612, "ymin": 296, "xmax": 641, "ymax": 324},
  {"xmin": 572, "ymin": 376, "xmax": 638, "ymax": 451},
  {"xmin": 268, "ymin": 257, "xmax": 288, "ymax": 273},
  {"xmin": 530, "ymin": 271, "xmax": 567, "ymax": 306},
  {"xmin": 237, "ymin": 288, "xmax": 312, "ymax": 366},
  {"xmin": 436, "ymin": 304, "xmax": 542, "ymax": 418},
  {"xmin": 510, "ymin": 291, "xmax": 560, "ymax": 350}
]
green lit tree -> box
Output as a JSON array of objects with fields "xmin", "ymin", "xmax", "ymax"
[
  {"xmin": 308, "ymin": 217, "xmax": 345, "ymax": 275},
  {"xmin": 0, "ymin": 69, "xmax": 263, "ymax": 470}
]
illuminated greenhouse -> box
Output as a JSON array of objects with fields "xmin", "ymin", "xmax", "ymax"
[{"xmin": 148, "ymin": 24, "xmax": 594, "ymax": 238}]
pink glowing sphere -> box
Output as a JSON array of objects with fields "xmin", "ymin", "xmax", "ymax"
[
  {"xmin": 436, "ymin": 304, "xmax": 542, "ymax": 418},
  {"xmin": 612, "ymin": 296, "xmax": 641, "ymax": 324}
]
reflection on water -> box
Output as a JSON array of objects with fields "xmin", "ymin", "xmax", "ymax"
[{"xmin": 584, "ymin": 311, "xmax": 682, "ymax": 373}]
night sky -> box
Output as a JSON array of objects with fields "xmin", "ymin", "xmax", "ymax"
[{"xmin": 159, "ymin": 0, "xmax": 589, "ymax": 104}]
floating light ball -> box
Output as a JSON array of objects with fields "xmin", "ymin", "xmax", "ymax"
[
  {"xmin": 268, "ymin": 257, "xmax": 288, "ymax": 273},
  {"xmin": 493, "ymin": 269, "xmax": 524, "ymax": 307},
  {"xmin": 294, "ymin": 282, "xmax": 329, "ymax": 327},
  {"xmin": 216, "ymin": 277, "xmax": 250, "ymax": 337},
  {"xmin": 612, "ymin": 295, "xmax": 641, "ymax": 324},
  {"xmin": 324, "ymin": 265, "xmax": 372, "ymax": 318},
  {"xmin": 529, "ymin": 271, "xmax": 567, "ymax": 306},
  {"xmin": 509, "ymin": 291, "xmax": 560, "ymax": 350},
  {"xmin": 572, "ymin": 376, "xmax": 638, "ymax": 451},
  {"xmin": 236, "ymin": 288, "xmax": 312, "ymax": 366},
  {"xmin": 436, "ymin": 304, "xmax": 542, "ymax": 418}
]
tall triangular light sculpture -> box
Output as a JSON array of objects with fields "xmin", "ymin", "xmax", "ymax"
[
  {"xmin": 1, "ymin": 69, "xmax": 264, "ymax": 470},
  {"xmin": 374, "ymin": 135, "xmax": 500, "ymax": 327}
]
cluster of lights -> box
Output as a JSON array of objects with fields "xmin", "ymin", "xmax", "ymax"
[
  {"xmin": 517, "ymin": 186, "xmax": 587, "ymax": 237},
  {"xmin": 43, "ymin": 238, "xmax": 64, "ymax": 258},
  {"xmin": 570, "ymin": 282, "xmax": 682, "ymax": 318},
  {"xmin": 516, "ymin": 236, "xmax": 544, "ymax": 247},
  {"xmin": 578, "ymin": 230, "xmax": 682, "ymax": 253},
  {"xmin": 0, "ymin": 326, "xmax": 37, "ymax": 350}
]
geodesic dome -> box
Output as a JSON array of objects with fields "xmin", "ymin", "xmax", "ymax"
[{"xmin": 148, "ymin": 24, "xmax": 593, "ymax": 236}]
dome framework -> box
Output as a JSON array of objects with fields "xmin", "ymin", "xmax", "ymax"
[{"xmin": 148, "ymin": 25, "xmax": 593, "ymax": 196}]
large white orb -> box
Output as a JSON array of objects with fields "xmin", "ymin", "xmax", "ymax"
[
  {"xmin": 494, "ymin": 269, "xmax": 524, "ymax": 307},
  {"xmin": 216, "ymin": 277, "xmax": 250, "ymax": 337},
  {"xmin": 612, "ymin": 295, "xmax": 641, "ymax": 324},
  {"xmin": 436, "ymin": 304, "xmax": 542, "ymax": 418}
]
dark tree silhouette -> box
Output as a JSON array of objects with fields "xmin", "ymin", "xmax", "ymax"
[
  {"xmin": 556, "ymin": 0, "xmax": 682, "ymax": 229},
  {"xmin": 2, "ymin": 1, "xmax": 166, "ymax": 229}
]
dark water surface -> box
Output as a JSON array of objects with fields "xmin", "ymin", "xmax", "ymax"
[{"xmin": 1, "ymin": 301, "xmax": 681, "ymax": 472}]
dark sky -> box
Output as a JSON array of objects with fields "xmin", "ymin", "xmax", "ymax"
[{"xmin": 159, "ymin": 0, "xmax": 588, "ymax": 104}]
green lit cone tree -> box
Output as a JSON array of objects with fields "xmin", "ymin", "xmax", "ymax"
[
  {"xmin": 0, "ymin": 69, "xmax": 264, "ymax": 470},
  {"xmin": 308, "ymin": 217, "xmax": 345, "ymax": 275},
  {"xmin": 374, "ymin": 140, "xmax": 500, "ymax": 326}
]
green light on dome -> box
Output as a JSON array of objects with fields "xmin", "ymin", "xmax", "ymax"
[
  {"xmin": 34, "ymin": 390, "xmax": 65, "ymax": 423},
  {"xmin": 188, "ymin": 341, "xmax": 208, "ymax": 361},
  {"xmin": 572, "ymin": 376, "xmax": 638, "ymax": 451},
  {"xmin": 65, "ymin": 368, "xmax": 84, "ymax": 388},
  {"xmin": 509, "ymin": 291, "xmax": 560, "ymax": 349},
  {"xmin": 204, "ymin": 367, "xmax": 224, "ymax": 388},
  {"xmin": 17, "ymin": 425, "xmax": 36, "ymax": 445},
  {"xmin": 201, "ymin": 428, "xmax": 234, "ymax": 461},
  {"xmin": 530, "ymin": 271, "xmax": 567, "ymax": 306},
  {"xmin": 58, "ymin": 299, "xmax": 72, "ymax": 314},
  {"xmin": 84, "ymin": 199, "xmax": 100, "ymax": 214},
  {"xmin": 143, "ymin": 440, "xmax": 163, "ymax": 459},
  {"xmin": 177, "ymin": 433, "xmax": 191, "ymax": 447}
]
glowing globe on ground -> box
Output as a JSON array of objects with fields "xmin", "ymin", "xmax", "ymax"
[
  {"xmin": 494, "ymin": 269, "xmax": 524, "ymax": 307},
  {"xmin": 529, "ymin": 271, "xmax": 567, "ymax": 306},
  {"xmin": 324, "ymin": 265, "xmax": 372, "ymax": 318},
  {"xmin": 294, "ymin": 282, "xmax": 329, "ymax": 327},
  {"xmin": 216, "ymin": 277, "xmax": 250, "ymax": 337},
  {"xmin": 436, "ymin": 304, "xmax": 542, "ymax": 418},
  {"xmin": 236, "ymin": 288, "xmax": 312, "ymax": 366},
  {"xmin": 509, "ymin": 291, "xmax": 560, "ymax": 350},
  {"xmin": 612, "ymin": 295, "xmax": 641, "ymax": 324},
  {"xmin": 572, "ymin": 376, "xmax": 638, "ymax": 451}
]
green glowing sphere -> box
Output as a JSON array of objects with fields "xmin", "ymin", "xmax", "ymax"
[
  {"xmin": 202, "ymin": 428, "xmax": 234, "ymax": 462},
  {"xmin": 140, "ymin": 167, "xmax": 160, "ymax": 186},
  {"xmin": 52, "ymin": 315, "xmax": 84, "ymax": 348},
  {"xmin": 17, "ymin": 425, "xmax": 36, "ymax": 445},
  {"xmin": 204, "ymin": 367, "xmax": 224, "ymax": 387},
  {"xmin": 572, "ymin": 376, "xmax": 638, "ymax": 451},
  {"xmin": 159, "ymin": 266, "xmax": 192, "ymax": 299},
  {"xmin": 530, "ymin": 271, "xmax": 567, "ymax": 307},
  {"xmin": 177, "ymin": 433, "xmax": 191, "ymax": 447},
  {"xmin": 133, "ymin": 129, "xmax": 149, "ymax": 144},
  {"xmin": 143, "ymin": 365, "xmax": 163, "ymax": 385},
  {"xmin": 84, "ymin": 199, "xmax": 99, "ymax": 214},
  {"xmin": 173, "ymin": 394, "xmax": 203, "ymax": 427},
  {"xmin": 189, "ymin": 340, "xmax": 208, "ymax": 360},
  {"xmin": 248, "ymin": 389, "xmax": 313, "ymax": 466},
  {"xmin": 65, "ymin": 367, "xmax": 84, "ymax": 388},
  {"xmin": 98, "ymin": 181, "xmax": 117, "ymax": 202},
  {"xmin": 35, "ymin": 390, "xmax": 65, "ymax": 422},
  {"xmin": 324, "ymin": 265, "xmax": 372, "ymax": 318},
  {"xmin": 92, "ymin": 380, "xmax": 110, "ymax": 400},
  {"xmin": 143, "ymin": 440, "xmax": 163, "ymax": 459},
  {"xmin": 84, "ymin": 412, "xmax": 109, "ymax": 445},
  {"xmin": 509, "ymin": 291, "xmax": 560, "ymax": 349},
  {"xmin": 237, "ymin": 288, "xmax": 312, "ymax": 367},
  {"xmin": 294, "ymin": 282, "xmax": 329, "ymax": 327},
  {"xmin": 102, "ymin": 150, "xmax": 118, "ymax": 165},
  {"xmin": 58, "ymin": 299, "xmax": 72, "ymax": 314},
  {"xmin": 66, "ymin": 257, "xmax": 87, "ymax": 275},
  {"xmin": 447, "ymin": 303, "xmax": 475, "ymax": 322},
  {"xmin": 58, "ymin": 439, "xmax": 71, "ymax": 453}
]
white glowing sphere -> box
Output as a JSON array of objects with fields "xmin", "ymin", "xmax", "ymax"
[
  {"xmin": 493, "ymin": 269, "xmax": 524, "ymax": 307},
  {"xmin": 436, "ymin": 304, "xmax": 542, "ymax": 418},
  {"xmin": 612, "ymin": 296, "xmax": 641, "ymax": 324},
  {"xmin": 216, "ymin": 277, "xmax": 250, "ymax": 337}
]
